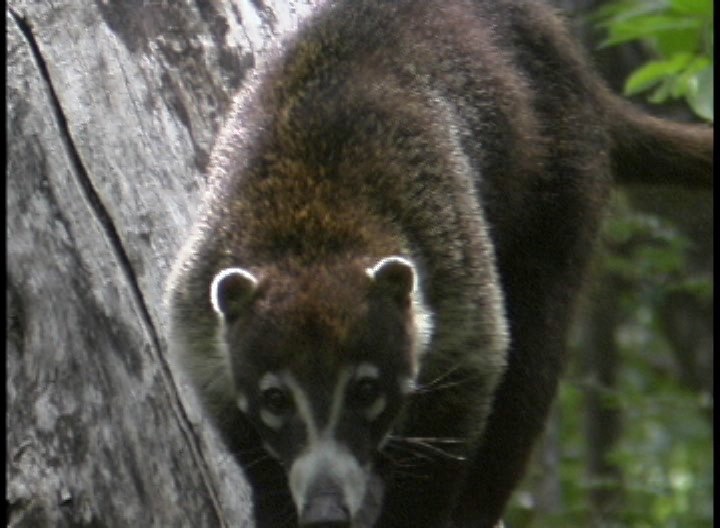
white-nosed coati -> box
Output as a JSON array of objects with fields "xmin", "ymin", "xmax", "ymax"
[{"xmin": 166, "ymin": 1, "xmax": 712, "ymax": 526}]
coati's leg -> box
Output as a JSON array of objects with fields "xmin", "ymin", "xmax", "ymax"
[
  {"xmin": 452, "ymin": 301, "xmax": 569, "ymax": 528},
  {"xmin": 451, "ymin": 168, "xmax": 609, "ymax": 527},
  {"xmin": 374, "ymin": 357, "xmax": 499, "ymax": 528},
  {"xmin": 377, "ymin": 458, "xmax": 467, "ymax": 528},
  {"xmin": 374, "ymin": 416, "xmax": 470, "ymax": 528}
]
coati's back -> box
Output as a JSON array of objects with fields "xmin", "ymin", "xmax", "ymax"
[{"xmin": 167, "ymin": 1, "xmax": 712, "ymax": 527}]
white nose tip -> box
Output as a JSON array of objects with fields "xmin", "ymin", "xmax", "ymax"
[
  {"xmin": 299, "ymin": 493, "xmax": 351, "ymax": 527},
  {"xmin": 289, "ymin": 440, "xmax": 368, "ymax": 526},
  {"xmin": 298, "ymin": 471, "xmax": 351, "ymax": 527}
]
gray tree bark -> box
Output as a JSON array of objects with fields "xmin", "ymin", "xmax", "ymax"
[{"xmin": 7, "ymin": 2, "xmax": 317, "ymax": 526}]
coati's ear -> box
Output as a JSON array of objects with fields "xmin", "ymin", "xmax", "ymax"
[
  {"xmin": 210, "ymin": 267, "xmax": 258, "ymax": 320},
  {"xmin": 367, "ymin": 256, "xmax": 417, "ymax": 306}
]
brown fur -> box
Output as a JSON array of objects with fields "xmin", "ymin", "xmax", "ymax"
[{"xmin": 167, "ymin": 1, "xmax": 712, "ymax": 526}]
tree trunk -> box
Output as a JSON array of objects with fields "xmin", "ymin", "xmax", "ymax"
[
  {"xmin": 7, "ymin": 2, "xmax": 316, "ymax": 526},
  {"xmin": 581, "ymin": 274, "xmax": 625, "ymax": 526}
]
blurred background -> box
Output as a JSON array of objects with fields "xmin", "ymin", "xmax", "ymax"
[{"xmin": 506, "ymin": 1, "xmax": 713, "ymax": 526}]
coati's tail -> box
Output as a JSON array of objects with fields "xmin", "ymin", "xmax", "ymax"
[{"xmin": 602, "ymin": 90, "xmax": 713, "ymax": 188}]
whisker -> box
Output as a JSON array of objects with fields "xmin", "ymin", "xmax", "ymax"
[
  {"xmin": 382, "ymin": 444, "xmax": 434, "ymax": 464},
  {"xmin": 384, "ymin": 435, "xmax": 468, "ymax": 462},
  {"xmin": 416, "ymin": 365, "xmax": 463, "ymax": 390},
  {"xmin": 398, "ymin": 436, "xmax": 467, "ymax": 445},
  {"xmin": 412, "ymin": 366, "xmax": 483, "ymax": 394},
  {"xmin": 234, "ymin": 452, "xmax": 273, "ymax": 471}
]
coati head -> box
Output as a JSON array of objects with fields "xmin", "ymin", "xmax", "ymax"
[{"xmin": 210, "ymin": 256, "xmax": 432, "ymax": 527}]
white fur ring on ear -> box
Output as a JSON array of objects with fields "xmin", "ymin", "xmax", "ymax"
[
  {"xmin": 366, "ymin": 256, "xmax": 418, "ymax": 292},
  {"xmin": 210, "ymin": 267, "xmax": 258, "ymax": 317}
]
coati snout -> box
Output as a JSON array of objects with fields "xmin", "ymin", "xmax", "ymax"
[{"xmin": 210, "ymin": 257, "xmax": 426, "ymax": 526}]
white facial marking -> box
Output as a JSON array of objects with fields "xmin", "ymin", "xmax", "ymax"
[
  {"xmin": 355, "ymin": 362, "xmax": 379, "ymax": 380},
  {"xmin": 283, "ymin": 368, "xmax": 368, "ymax": 519},
  {"xmin": 259, "ymin": 372, "xmax": 283, "ymax": 392},
  {"xmin": 289, "ymin": 439, "xmax": 368, "ymax": 519},
  {"xmin": 260, "ymin": 409, "xmax": 284, "ymax": 430},
  {"xmin": 282, "ymin": 372, "xmax": 319, "ymax": 443},
  {"xmin": 365, "ymin": 395, "xmax": 386, "ymax": 421}
]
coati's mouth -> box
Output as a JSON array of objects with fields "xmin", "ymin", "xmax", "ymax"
[{"xmin": 289, "ymin": 438, "xmax": 370, "ymax": 526}]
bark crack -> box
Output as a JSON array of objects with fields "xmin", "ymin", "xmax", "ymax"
[{"xmin": 8, "ymin": 9, "xmax": 231, "ymax": 527}]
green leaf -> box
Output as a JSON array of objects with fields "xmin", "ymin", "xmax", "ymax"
[
  {"xmin": 668, "ymin": 0, "xmax": 713, "ymax": 17},
  {"xmin": 623, "ymin": 53, "xmax": 693, "ymax": 95},
  {"xmin": 599, "ymin": 15, "xmax": 703, "ymax": 48},
  {"xmin": 648, "ymin": 77, "xmax": 676, "ymax": 103},
  {"xmin": 669, "ymin": 72, "xmax": 692, "ymax": 98},
  {"xmin": 592, "ymin": 0, "xmax": 667, "ymax": 25},
  {"xmin": 669, "ymin": 57, "xmax": 710, "ymax": 97},
  {"xmin": 685, "ymin": 66, "xmax": 714, "ymax": 121},
  {"xmin": 655, "ymin": 27, "xmax": 702, "ymax": 56},
  {"xmin": 684, "ymin": 55, "xmax": 712, "ymax": 74}
]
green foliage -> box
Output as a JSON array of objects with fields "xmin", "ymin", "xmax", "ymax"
[
  {"xmin": 585, "ymin": 197, "xmax": 712, "ymax": 527},
  {"xmin": 505, "ymin": 194, "xmax": 713, "ymax": 527},
  {"xmin": 593, "ymin": 0, "xmax": 714, "ymax": 121},
  {"xmin": 610, "ymin": 361, "xmax": 713, "ymax": 527},
  {"xmin": 601, "ymin": 201, "xmax": 712, "ymax": 305}
]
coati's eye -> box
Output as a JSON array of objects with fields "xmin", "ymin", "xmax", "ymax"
[
  {"xmin": 261, "ymin": 387, "xmax": 293, "ymax": 415},
  {"xmin": 348, "ymin": 377, "xmax": 381, "ymax": 408}
]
